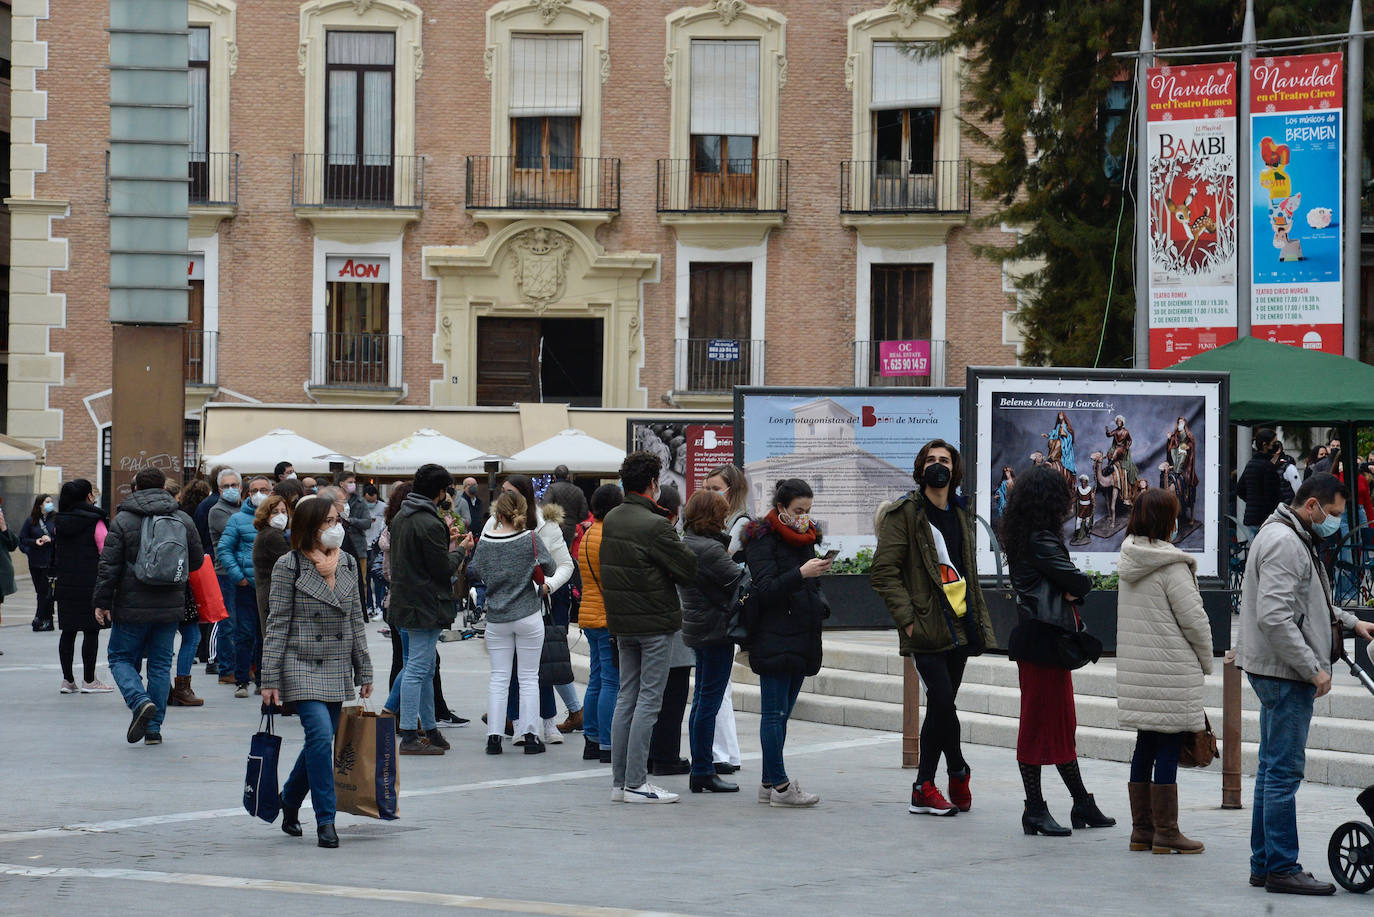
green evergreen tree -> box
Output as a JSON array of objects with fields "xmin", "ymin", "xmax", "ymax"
[{"xmin": 909, "ymin": 0, "xmax": 1365, "ymax": 367}]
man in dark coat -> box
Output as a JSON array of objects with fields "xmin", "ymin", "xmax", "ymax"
[
  {"xmin": 458, "ymin": 477, "xmax": 487, "ymax": 533},
  {"xmin": 542, "ymin": 465, "xmax": 589, "ymax": 546},
  {"xmin": 94, "ymin": 467, "xmax": 204, "ymax": 746},
  {"xmin": 599, "ymin": 451, "xmax": 697, "ymax": 802}
]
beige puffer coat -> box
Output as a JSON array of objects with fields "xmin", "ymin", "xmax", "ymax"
[{"xmin": 1115, "ymin": 535, "xmax": 1214, "ymax": 733}]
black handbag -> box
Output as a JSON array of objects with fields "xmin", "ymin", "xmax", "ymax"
[
  {"xmin": 725, "ymin": 567, "xmax": 754, "ymax": 647},
  {"xmin": 243, "ymin": 712, "xmax": 282, "ymax": 822},
  {"xmin": 539, "ymin": 603, "xmax": 574, "ymax": 685},
  {"xmin": 1010, "ymin": 578, "xmax": 1101, "ymax": 671}
]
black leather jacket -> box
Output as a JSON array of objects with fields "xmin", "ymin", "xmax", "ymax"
[{"xmin": 1009, "ymin": 530, "xmax": 1093, "ymax": 628}]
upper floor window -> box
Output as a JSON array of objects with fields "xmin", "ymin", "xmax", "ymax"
[
  {"xmin": 188, "ymin": 27, "xmax": 210, "ymax": 196},
  {"xmin": 690, "ymin": 39, "xmax": 759, "ymax": 208},
  {"xmin": 325, "ymin": 31, "xmax": 395, "ymax": 203},
  {"xmin": 509, "ymin": 34, "xmax": 582, "ymax": 205},
  {"xmin": 871, "ymin": 42, "xmax": 940, "ymax": 176}
]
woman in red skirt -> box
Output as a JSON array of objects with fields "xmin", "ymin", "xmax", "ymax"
[{"xmin": 1000, "ymin": 464, "xmax": 1116, "ymax": 836}]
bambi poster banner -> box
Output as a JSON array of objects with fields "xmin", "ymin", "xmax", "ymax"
[
  {"xmin": 967, "ymin": 369, "xmax": 1227, "ymax": 579},
  {"xmin": 1146, "ymin": 63, "xmax": 1238, "ymax": 369},
  {"xmin": 1249, "ymin": 52, "xmax": 1343, "ymax": 354}
]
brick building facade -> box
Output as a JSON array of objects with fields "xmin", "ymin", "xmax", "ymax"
[{"xmin": 8, "ymin": 0, "xmax": 1022, "ymax": 486}]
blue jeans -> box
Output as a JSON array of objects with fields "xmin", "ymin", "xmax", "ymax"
[
  {"xmin": 107, "ymin": 620, "xmax": 178, "ymax": 735},
  {"xmin": 582, "ymin": 627, "xmax": 619, "ymax": 748},
  {"xmin": 690, "ymin": 644, "xmax": 735, "ymax": 777},
  {"xmin": 1248, "ymin": 674, "xmax": 1316, "ymax": 877},
  {"xmin": 281, "ymin": 700, "xmax": 342, "ymax": 826},
  {"xmin": 175, "ymin": 621, "xmax": 201, "ymax": 678},
  {"xmin": 759, "ymin": 672, "xmax": 804, "ymax": 787},
  {"xmin": 367, "ymin": 548, "xmax": 388, "ymax": 610},
  {"xmin": 399, "ymin": 628, "xmax": 440, "ymax": 732},
  {"xmin": 214, "ymin": 574, "xmax": 237, "ymax": 672},
  {"xmin": 383, "ymin": 628, "xmax": 411, "ymax": 714},
  {"xmin": 233, "ymin": 584, "xmax": 260, "ymax": 686}
]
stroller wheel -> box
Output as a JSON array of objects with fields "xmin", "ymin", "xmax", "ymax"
[{"xmin": 1328, "ymin": 821, "xmax": 1374, "ymax": 893}]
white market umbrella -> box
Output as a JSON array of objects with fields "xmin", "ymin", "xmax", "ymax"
[
  {"xmin": 505, "ymin": 428, "xmax": 626, "ymax": 475},
  {"xmin": 355, "ymin": 428, "xmax": 485, "ymax": 476},
  {"xmin": 202, "ymin": 428, "xmax": 343, "ymax": 475}
]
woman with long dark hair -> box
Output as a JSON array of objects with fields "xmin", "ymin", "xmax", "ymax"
[
  {"xmin": 52, "ymin": 479, "xmax": 113, "ymax": 694},
  {"xmin": 19, "ymin": 494, "xmax": 57, "ymax": 631},
  {"xmin": 1000, "ymin": 464, "xmax": 1114, "ymax": 837}
]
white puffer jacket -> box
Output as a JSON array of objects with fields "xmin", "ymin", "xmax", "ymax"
[{"xmin": 1115, "ymin": 535, "xmax": 1214, "ymax": 733}]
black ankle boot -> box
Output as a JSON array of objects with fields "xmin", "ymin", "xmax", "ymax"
[
  {"xmin": 280, "ymin": 806, "xmax": 302, "ymax": 837},
  {"xmin": 1022, "ymin": 800, "xmax": 1071, "ymax": 836},
  {"xmin": 690, "ymin": 774, "xmax": 740, "ymax": 793},
  {"xmin": 1070, "ymin": 793, "xmax": 1117, "ymax": 828},
  {"xmin": 583, "ymin": 736, "xmax": 600, "ymax": 761},
  {"xmin": 317, "ymin": 824, "xmax": 339, "ymax": 848}
]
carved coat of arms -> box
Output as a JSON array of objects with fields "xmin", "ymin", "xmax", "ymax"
[{"xmin": 511, "ymin": 227, "xmax": 572, "ymax": 309}]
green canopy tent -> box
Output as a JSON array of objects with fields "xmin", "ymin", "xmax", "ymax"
[{"xmin": 1176, "ymin": 335, "xmax": 1374, "ymax": 532}]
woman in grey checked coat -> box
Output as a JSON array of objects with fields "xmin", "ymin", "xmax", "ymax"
[{"xmin": 261, "ymin": 494, "xmax": 373, "ymax": 849}]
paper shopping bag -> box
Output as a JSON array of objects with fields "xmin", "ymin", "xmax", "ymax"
[
  {"xmin": 190, "ymin": 556, "xmax": 228, "ymax": 624},
  {"xmin": 243, "ymin": 714, "xmax": 282, "ymax": 823},
  {"xmin": 333, "ymin": 706, "xmax": 398, "ymax": 820}
]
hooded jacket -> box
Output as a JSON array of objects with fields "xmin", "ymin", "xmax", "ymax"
[
  {"xmin": 1115, "ymin": 535, "xmax": 1214, "ymax": 733},
  {"xmin": 1236, "ymin": 503, "xmax": 1360, "ymax": 682},
  {"xmin": 92, "ymin": 489, "xmax": 204, "ymax": 625},
  {"xmin": 53, "ymin": 503, "xmax": 107, "ymax": 612},
  {"xmin": 599, "ymin": 492, "xmax": 697, "ymax": 637},
  {"xmin": 387, "ymin": 492, "xmax": 466, "ymax": 630},
  {"xmin": 216, "ymin": 499, "xmax": 259, "ymax": 586}
]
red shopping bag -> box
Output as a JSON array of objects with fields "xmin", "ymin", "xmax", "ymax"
[{"xmin": 189, "ymin": 555, "xmax": 228, "ymax": 623}]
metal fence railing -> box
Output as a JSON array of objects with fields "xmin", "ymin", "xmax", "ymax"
[
  {"xmin": 840, "ymin": 160, "xmax": 972, "ymax": 214},
  {"xmin": 656, "ymin": 159, "xmax": 788, "ymax": 213},
  {"xmin": 292, "ymin": 154, "xmax": 425, "ymax": 210},
  {"xmin": 850, "ymin": 339, "xmax": 947, "ymax": 387},
  {"xmin": 309, "ymin": 332, "xmax": 402, "ymax": 389},
  {"xmin": 184, "ymin": 329, "xmax": 218, "ymax": 386},
  {"xmin": 674, "ymin": 338, "xmax": 765, "ymax": 393},
  {"xmin": 189, "ymin": 152, "xmax": 238, "ymax": 207},
  {"xmin": 465, "ymin": 155, "xmax": 620, "ymax": 212}
]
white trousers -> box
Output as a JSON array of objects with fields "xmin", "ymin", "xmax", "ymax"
[
  {"xmin": 713, "ymin": 677, "xmax": 741, "ymax": 766},
  {"xmin": 485, "ymin": 613, "xmax": 544, "ymax": 738}
]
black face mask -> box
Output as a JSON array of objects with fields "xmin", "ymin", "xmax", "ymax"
[
  {"xmin": 438, "ymin": 497, "xmax": 453, "ymax": 511},
  {"xmin": 922, "ymin": 463, "xmax": 952, "ymax": 489},
  {"xmin": 466, "ymin": 486, "xmax": 477, "ymax": 496}
]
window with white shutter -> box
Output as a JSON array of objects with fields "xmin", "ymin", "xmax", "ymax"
[
  {"xmin": 871, "ymin": 42, "xmax": 941, "ymax": 176},
  {"xmin": 509, "ymin": 34, "xmax": 583, "ymax": 204},
  {"xmin": 689, "ymin": 39, "xmax": 760, "ymax": 206}
]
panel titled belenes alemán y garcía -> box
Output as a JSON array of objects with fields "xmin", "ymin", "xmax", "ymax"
[{"xmin": 1147, "ymin": 63, "xmax": 1238, "ymax": 369}]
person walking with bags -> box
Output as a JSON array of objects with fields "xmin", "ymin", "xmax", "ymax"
[
  {"xmin": 741, "ymin": 478, "xmax": 832, "ymax": 808},
  {"xmin": 168, "ymin": 482, "xmax": 211, "ymax": 707},
  {"xmin": 468, "ymin": 491, "xmax": 556, "ymax": 755},
  {"xmin": 1116, "ymin": 488, "xmax": 1214, "ymax": 855},
  {"xmin": 53, "ymin": 479, "xmax": 113, "ymax": 694},
  {"xmin": 576, "ymin": 483, "xmax": 623, "ymax": 763},
  {"xmin": 871, "ymin": 439, "xmax": 996, "ymax": 817},
  {"xmin": 1235, "ymin": 473, "xmax": 1374, "ymax": 894},
  {"xmin": 679, "ymin": 489, "xmax": 744, "ymax": 794},
  {"xmin": 386, "ymin": 464, "xmax": 471, "ymax": 755},
  {"xmin": 20, "ymin": 494, "xmax": 57, "ymax": 631},
  {"xmin": 260, "ymin": 494, "xmax": 373, "ymax": 849},
  {"xmin": 1000, "ymin": 463, "xmax": 1115, "ymax": 836}
]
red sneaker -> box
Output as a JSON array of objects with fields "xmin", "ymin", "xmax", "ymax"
[
  {"xmin": 909, "ymin": 780, "xmax": 958, "ymax": 816},
  {"xmin": 948, "ymin": 769, "xmax": 972, "ymax": 812}
]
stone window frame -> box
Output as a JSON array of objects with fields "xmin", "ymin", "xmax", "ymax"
[
  {"xmin": 483, "ymin": 0, "xmax": 611, "ymax": 163},
  {"xmin": 663, "ymin": 1, "xmax": 787, "ymax": 170},
  {"xmin": 845, "ymin": 3, "xmax": 959, "ymax": 167},
  {"xmin": 297, "ymin": 0, "xmax": 423, "ymax": 189}
]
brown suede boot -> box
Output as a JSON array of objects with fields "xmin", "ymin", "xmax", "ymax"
[
  {"xmin": 168, "ymin": 675, "xmax": 204, "ymax": 707},
  {"xmin": 557, "ymin": 709, "xmax": 583, "ymax": 734},
  {"xmin": 1150, "ymin": 783, "xmax": 1204, "ymax": 854},
  {"xmin": 1128, "ymin": 782, "xmax": 1153, "ymax": 851}
]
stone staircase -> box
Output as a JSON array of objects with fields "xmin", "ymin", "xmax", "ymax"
[{"xmin": 571, "ymin": 630, "xmax": 1374, "ymax": 788}]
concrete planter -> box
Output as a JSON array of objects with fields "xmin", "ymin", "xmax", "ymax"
[
  {"xmin": 982, "ymin": 587, "xmax": 1233, "ymax": 655},
  {"xmin": 817, "ymin": 573, "xmax": 891, "ymax": 629}
]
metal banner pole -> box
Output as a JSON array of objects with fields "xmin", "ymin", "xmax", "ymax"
[
  {"xmin": 1237, "ymin": 0, "xmax": 1256, "ymax": 340},
  {"xmin": 1344, "ymin": 0, "xmax": 1364, "ymax": 359},
  {"xmin": 1133, "ymin": 0, "xmax": 1153, "ymax": 369}
]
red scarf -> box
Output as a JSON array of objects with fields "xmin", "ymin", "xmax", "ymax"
[{"xmin": 764, "ymin": 508, "xmax": 821, "ymax": 547}]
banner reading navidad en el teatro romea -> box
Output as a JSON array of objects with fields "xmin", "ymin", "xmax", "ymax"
[
  {"xmin": 1146, "ymin": 64, "xmax": 1239, "ymax": 369},
  {"xmin": 1249, "ymin": 52, "xmax": 1343, "ymax": 354}
]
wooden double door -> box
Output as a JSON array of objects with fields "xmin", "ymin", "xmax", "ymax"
[{"xmin": 475, "ymin": 317, "xmax": 603, "ymax": 407}]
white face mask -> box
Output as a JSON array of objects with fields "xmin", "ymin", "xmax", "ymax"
[
  {"xmin": 285, "ymin": 472, "xmax": 297, "ymax": 480},
  {"xmin": 269, "ymin": 513, "xmax": 288, "ymax": 531},
  {"xmin": 249, "ymin": 491, "xmax": 268, "ymax": 507},
  {"xmin": 319, "ymin": 523, "xmax": 346, "ymax": 550},
  {"xmin": 341, "ymin": 503, "xmax": 351, "ymax": 520}
]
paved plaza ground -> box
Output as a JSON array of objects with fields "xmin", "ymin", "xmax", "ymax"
[{"xmin": 3, "ymin": 591, "xmax": 1374, "ymax": 916}]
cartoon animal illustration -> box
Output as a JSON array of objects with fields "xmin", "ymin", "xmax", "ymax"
[
  {"xmin": 1090, "ymin": 450, "xmax": 1128, "ymax": 530},
  {"xmin": 1259, "ymin": 137, "xmax": 1303, "ymax": 258},
  {"xmin": 1164, "ymin": 184, "xmax": 1217, "ymax": 262}
]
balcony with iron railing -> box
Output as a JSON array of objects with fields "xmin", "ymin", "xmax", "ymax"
[
  {"xmin": 850, "ymin": 339, "xmax": 948, "ymax": 388},
  {"xmin": 292, "ymin": 153, "xmax": 425, "ymax": 210},
  {"xmin": 840, "ymin": 160, "xmax": 972, "ymax": 215},
  {"xmin": 672, "ymin": 338, "xmax": 766, "ymax": 398},
  {"xmin": 657, "ymin": 158, "xmax": 788, "ymax": 214},
  {"xmin": 308, "ymin": 331, "xmax": 404, "ymax": 404},
  {"xmin": 189, "ymin": 152, "xmax": 238, "ymax": 207},
  {"xmin": 184, "ymin": 329, "xmax": 219, "ymax": 387},
  {"xmin": 465, "ymin": 155, "xmax": 620, "ymax": 215}
]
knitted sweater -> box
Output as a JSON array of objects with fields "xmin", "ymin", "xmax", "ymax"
[{"xmin": 467, "ymin": 528, "xmax": 555, "ymax": 624}]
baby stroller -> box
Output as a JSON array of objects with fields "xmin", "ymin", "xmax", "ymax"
[{"xmin": 1327, "ymin": 638, "xmax": 1374, "ymax": 893}]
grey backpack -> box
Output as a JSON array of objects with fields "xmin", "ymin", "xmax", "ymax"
[{"xmin": 134, "ymin": 514, "xmax": 190, "ymax": 586}]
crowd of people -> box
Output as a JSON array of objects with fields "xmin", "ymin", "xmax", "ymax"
[{"xmin": 13, "ymin": 430, "xmax": 1373, "ymax": 893}]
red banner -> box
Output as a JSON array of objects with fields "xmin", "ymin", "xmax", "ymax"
[{"xmin": 683, "ymin": 424, "xmax": 734, "ymax": 498}]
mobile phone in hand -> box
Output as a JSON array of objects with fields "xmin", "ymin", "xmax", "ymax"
[{"xmin": 822, "ymin": 549, "xmax": 840, "ymax": 561}]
